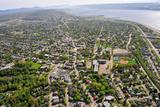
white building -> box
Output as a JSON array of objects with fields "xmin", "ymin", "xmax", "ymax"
[{"xmin": 93, "ymin": 60, "xmax": 99, "ymax": 72}]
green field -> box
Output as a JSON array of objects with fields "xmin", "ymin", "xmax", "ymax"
[
  {"xmin": 26, "ymin": 61, "xmax": 41, "ymax": 70},
  {"xmin": 114, "ymin": 57, "xmax": 137, "ymax": 68}
]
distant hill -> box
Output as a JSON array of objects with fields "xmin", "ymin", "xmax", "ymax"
[
  {"xmin": 0, "ymin": 7, "xmax": 44, "ymax": 15},
  {"xmin": 76, "ymin": 3, "xmax": 160, "ymax": 11},
  {"xmin": 0, "ymin": 4, "xmax": 70, "ymax": 15},
  {"xmin": 0, "ymin": 8, "xmax": 75, "ymax": 24}
]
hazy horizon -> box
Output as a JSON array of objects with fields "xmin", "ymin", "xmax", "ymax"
[{"xmin": 0, "ymin": 0, "xmax": 160, "ymax": 10}]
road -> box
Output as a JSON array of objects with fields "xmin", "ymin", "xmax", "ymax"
[
  {"xmin": 110, "ymin": 49, "xmax": 113, "ymax": 72},
  {"xmin": 140, "ymin": 67, "xmax": 160, "ymax": 93},
  {"xmin": 0, "ymin": 62, "xmax": 14, "ymax": 71},
  {"xmin": 65, "ymin": 87, "xmax": 69, "ymax": 107},
  {"xmin": 134, "ymin": 25, "xmax": 160, "ymax": 92},
  {"xmin": 137, "ymin": 25, "xmax": 160, "ymax": 59},
  {"xmin": 145, "ymin": 36, "xmax": 160, "ymax": 58},
  {"xmin": 71, "ymin": 38, "xmax": 80, "ymax": 78},
  {"xmin": 61, "ymin": 19, "xmax": 70, "ymax": 31},
  {"xmin": 146, "ymin": 36, "xmax": 160, "ymax": 39},
  {"xmin": 93, "ymin": 26, "xmax": 104, "ymax": 58},
  {"xmin": 126, "ymin": 33, "xmax": 132, "ymax": 51},
  {"xmin": 128, "ymin": 96, "xmax": 151, "ymax": 101},
  {"xmin": 142, "ymin": 84, "xmax": 150, "ymax": 95},
  {"xmin": 109, "ymin": 34, "xmax": 116, "ymax": 72},
  {"xmin": 99, "ymin": 26, "xmax": 103, "ymax": 35},
  {"xmin": 148, "ymin": 58, "xmax": 159, "ymax": 75},
  {"xmin": 62, "ymin": 19, "xmax": 80, "ymax": 79},
  {"xmin": 49, "ymin": 92, "xmax": 53, "ymax": 107},
  {"xmin": 128, "ymin": 95, "xmax": 156, "ymax": 107},
  {"xmin": 48, "ymin": 64, "xmax": 58, "ymax": 84},
  {"xmin": 48, "ymin": 64, "xmax": 58, "ymax": 107}
]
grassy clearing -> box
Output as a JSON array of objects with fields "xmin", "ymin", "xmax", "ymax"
[
  {"xmin": 114, "ymin": 57, "xmax": 137, "ymax": 68},
  {"xmin": 123, "ymin": 57, "xmax": 137, "ymax": 66},
  {"xmin": 26, "ymin": 61, "xmax": 41, "ymax": 70}
]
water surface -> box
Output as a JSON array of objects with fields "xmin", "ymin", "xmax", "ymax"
[{"xmin": 69, "ymin": 8, "xmax": 160, "ymax": 30}]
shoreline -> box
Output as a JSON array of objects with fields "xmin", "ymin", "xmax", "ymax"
[
  {"xmin": 107, "ymin": 17, "xmax": 160, "ymax": 34},
  {"xmin": 67, "ymin": 9, "xmax": 160, "ymax": 33}
]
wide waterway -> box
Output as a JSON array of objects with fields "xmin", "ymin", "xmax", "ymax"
[{"xmin": 69, "ymin": 8, "xmax": 160, "ymax": 31}]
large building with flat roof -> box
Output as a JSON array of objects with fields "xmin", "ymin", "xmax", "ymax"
[{"xmin": 113, "ymin": 48, "xmax": 131, "ymax": 56}]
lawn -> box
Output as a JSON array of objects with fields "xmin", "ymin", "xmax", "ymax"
[
  {"xmin": 114, "ymin": 57, "xmax": 137, "ymax": 68},
  {"xmin": 96, "ymin": 40, "xmax": 100, "ymax": 47},
  {"xmin": 123, "ymin": 57, "xmax": 137, "ymax": 66},
  {"xmin": 27, "ymin": 61, "xmax": 41, "ymax": 70},
  {"xmin": 101, "ymin": 43, "xmax": 111, "ymax": 49}
]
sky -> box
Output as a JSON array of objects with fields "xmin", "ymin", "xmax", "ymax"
[{"xmin": 0, "ymin": 0, "xmax": 159, "ymax": 10}]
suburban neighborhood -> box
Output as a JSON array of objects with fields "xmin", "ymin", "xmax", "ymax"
[{"xmin": 0, "ymin": 8, "xmax": 160, "ymax": 107}]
